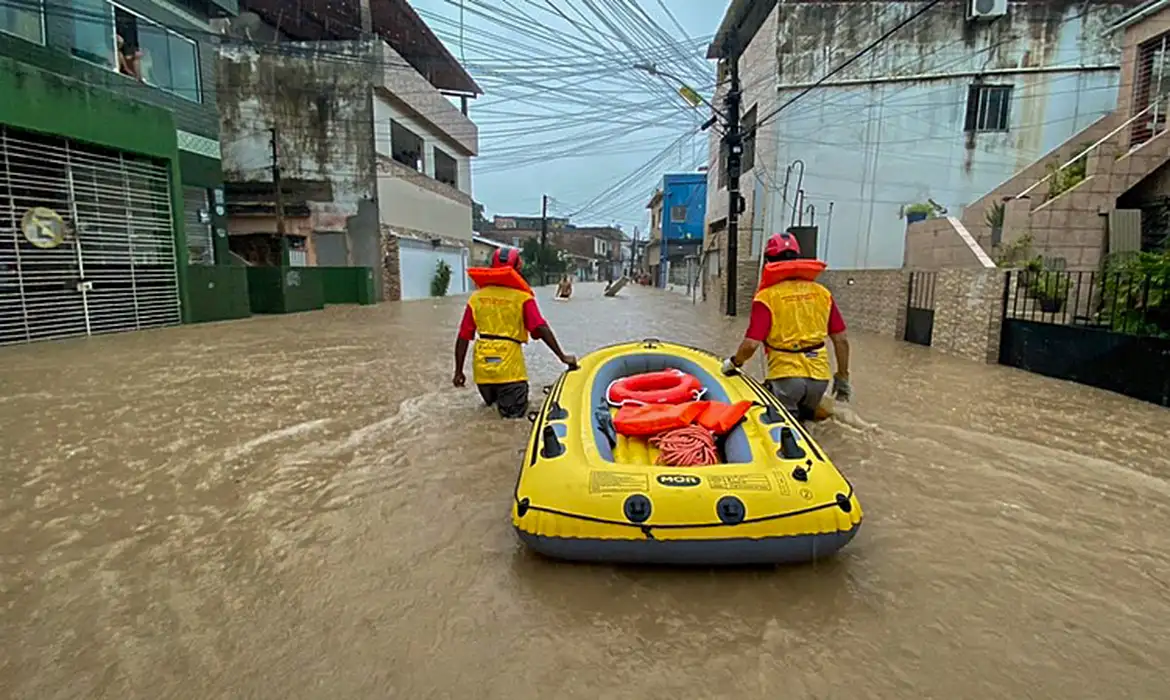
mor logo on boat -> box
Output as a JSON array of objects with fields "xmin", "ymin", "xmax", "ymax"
[{"xmin": 657, "ymin": 474, "xmax": 701, "ymax": 487}]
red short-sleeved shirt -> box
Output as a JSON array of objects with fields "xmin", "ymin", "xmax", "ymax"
[
  {"xmin": 458, "ymin": 298, "xmax": 547, "ymax": 341},
  {"xmin": 744, "ymin": 298, "xmax": 846, "ymax": 343}
]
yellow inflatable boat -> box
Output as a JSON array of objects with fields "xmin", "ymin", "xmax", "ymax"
[{"xmin": 512, "ymin": 339, "xmax": 862, "ymax": 566}]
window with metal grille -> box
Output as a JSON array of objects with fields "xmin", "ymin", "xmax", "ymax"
[
  {"xmin": 964, "ymin": 84, "xmax": 1012, "ymax": 133},
  {"xmin": 1131, "ymin": 32, "xmax": 1170, "ymax": 147},
  {"xmin": 670, "ymin": 205, "xmax": 687, "ymax": 223}
]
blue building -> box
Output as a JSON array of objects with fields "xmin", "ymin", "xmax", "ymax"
[{"xmin": 646, "ymin": 173, "xmax": 706, "ymax": 288}]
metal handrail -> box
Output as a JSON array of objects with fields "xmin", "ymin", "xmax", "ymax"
[{"xmin": 1015, "ymin": 93, "xmax": 1169, "ymax": 199}]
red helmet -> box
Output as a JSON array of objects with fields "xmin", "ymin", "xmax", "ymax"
[
  {"xmin": 765, "ymin": 232, "xmax": 801, "ymax": 258},
  {"xmin": 492, "ymin": 247, "xmax": 522, "ymax": 270}
]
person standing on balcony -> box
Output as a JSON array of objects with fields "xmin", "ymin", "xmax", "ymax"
[
  {"xmin": 720, "ymin": 232, "xmax": 852, "ymax": 421},
  {"xmin": 453, "ymin": 248, "xmax": 577, "ymax": 418}
]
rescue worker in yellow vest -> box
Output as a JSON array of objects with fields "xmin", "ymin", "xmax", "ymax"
[
  {"xmin": 720, "ymin": 232, "xmax": 852, "ymax": 421},
  {"xmin": 453, "ymin": 248, "xmax": 577, "ymax": 418}
]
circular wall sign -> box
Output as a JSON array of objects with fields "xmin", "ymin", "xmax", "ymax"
[{"xmin": 21, "ymin": 207, "xmax": 67, "ymax": 249}]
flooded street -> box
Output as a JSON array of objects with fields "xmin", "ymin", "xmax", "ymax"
[{"xmin": 3, "ymin": 282, "xmax": 1170, "ymax": 699}]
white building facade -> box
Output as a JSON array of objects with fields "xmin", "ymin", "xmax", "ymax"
[{"xmin": 704, "ymin": 0, "xmax": 1138, "ymax": 311}]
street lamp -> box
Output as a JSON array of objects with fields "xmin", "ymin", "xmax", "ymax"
[{"xmin": 633, "ymin": 62, "xmax": 725, "ymax": 122}]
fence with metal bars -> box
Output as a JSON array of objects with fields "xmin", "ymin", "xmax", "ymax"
[{"xmin": 1003, "ymin": 267, "xmax": 1170, "ymax": 338}]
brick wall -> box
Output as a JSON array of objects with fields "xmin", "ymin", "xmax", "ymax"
[
  {"xmin": 819, "ymin": 269, "xmax": 908, "ymax": 338},
  {"xmin": 931, "ymin": 269, "xmax": 1006, "ymax": 364},
  {"xmin": 381, "ymin": 234, "xmax": 401, "ymax": 302},
  {"xmin": 818, "ymin": 268, "xmax": 1006, "ymax": 365}
]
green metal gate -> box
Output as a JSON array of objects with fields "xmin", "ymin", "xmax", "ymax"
[{"xmin": 0, "ymin": 126, "xmax": 180, "ymax": 346}]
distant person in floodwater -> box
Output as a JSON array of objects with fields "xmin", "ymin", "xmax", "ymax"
[
  {"xmin": 555, "ymin": 275, "xmax": 573, "ymax": 299},
  {"xmin": 720, "ymin": 232, "xmax": 852, "ymax": 421},
  {"xmin": 453, "ymin": 248, "xmax": 577, "ymax": 418}
]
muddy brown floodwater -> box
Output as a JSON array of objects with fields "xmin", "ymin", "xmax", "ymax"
[{"xmin": 3, "ymin": 282, "xmax": 1170, "ymax": 699}]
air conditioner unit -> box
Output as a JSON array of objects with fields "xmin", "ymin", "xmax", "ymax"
[{"xmin": 968, "ymin": 0, "xmax": 1007, "ymax": 21}]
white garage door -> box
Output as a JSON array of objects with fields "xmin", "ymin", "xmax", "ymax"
[{"xmin": 397, "ymin": 238, "xmax": 469, "ymax": 300}]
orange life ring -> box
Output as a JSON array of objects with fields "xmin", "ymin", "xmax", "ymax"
[
  {"xmin": 759, "ymin": 259, "xmax": 827, "ymax": 290},
  {"xmin": 467, "ymin": 266, "xmax": 534, "ymax": 294},
  {"xmin": 607, "ymin": 369, "xmax": 705, "ymax": 406}
]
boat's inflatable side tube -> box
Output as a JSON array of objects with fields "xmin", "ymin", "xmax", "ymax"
[
  {"xmin": 467, "ymin": 266, "xmax": 534, "ymax": 294},
  {"xmin": 758, "ymin": 259, "xmax": 827, "ymax": 289},
  {"xmin": 516, "ymin": 526, "xmax": 861, "ymax": 566}
]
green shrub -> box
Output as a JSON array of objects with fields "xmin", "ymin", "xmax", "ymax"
[{"xmin": 431, "ymin": 260, "xmax": 452, "ymax": 297}]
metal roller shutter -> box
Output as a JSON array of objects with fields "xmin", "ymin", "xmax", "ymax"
[{"xmin": 0, "ymin": 125, "xmax": 181, "ymax": 346}]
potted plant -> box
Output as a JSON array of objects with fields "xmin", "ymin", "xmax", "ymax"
[
  {"xmin": 985, "ymin": 201, "xmax": 1005, "ymax": 247},
  {"xmin": 904, "ymin": 202, "xmax": 935, "ymax": 224},
  {"xmin": 1028, "ymin": 269, "xmax": 1069, "ymax": 313}
]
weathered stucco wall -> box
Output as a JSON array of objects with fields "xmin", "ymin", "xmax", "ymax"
[
  {"xmin": 704, "ymin": 0, "xmax": 1138, "ymax": 283},
  {"xmin": 218, "ymin": 41, "xmax": 384, "ymax": 292},
  {"xmin": 769, "ymin": 1, "xmax": 1133, "ymax": 270}
]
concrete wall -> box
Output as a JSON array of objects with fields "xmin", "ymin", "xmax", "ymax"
[
  {"xmin": 374, "ymin": 41, "xmax": 478, "ymax": 156},
  {"xmin": 904, "ymin": 216, "xmax": 995, "ymax": 268},
  {"xmin": 376, "ymin": 156, "xmax": 473, "ymax": 242}
]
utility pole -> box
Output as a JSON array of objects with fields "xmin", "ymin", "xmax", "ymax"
[
  {"xmin": 539, "ymin": 194, "xmax": 549, "ymax": 285},
  {"xmin": 270, "ymin": 127, "xmax": 286, "ymax": 266},
  {"xmin": 631, "ymin": 225, "xmax": 639, "ymax": 275},
  {"xmin": 724, "ymin": 51, "xmax": 743, "ymax": 317}
]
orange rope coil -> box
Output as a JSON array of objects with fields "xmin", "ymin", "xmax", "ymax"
[{"xmin": 650, "ymin": 425, "xmax": 720, "ymax": 467}]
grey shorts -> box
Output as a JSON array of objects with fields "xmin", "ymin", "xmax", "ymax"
[
  {"xmin": 477, "ymin": 381, "xmax": 529, "ymax": 419},
  {"xmin": 765, "ymin": 377, "xmax": 830, "ymax": 422}
]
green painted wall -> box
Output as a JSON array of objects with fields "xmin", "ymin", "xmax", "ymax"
[
  {"xmin": 180, "ymin": 150, "xmax": 223, "ymax": 188},
  {"xmin": 0, "ymin": 55, "xmax": 193, "ymax": 321},
  {"xmin": 246, "ymin": 267, "xmax": 325, "ymax": 314},
  {"xmin": 0, "ymin": 0, "xmax": 226, "ymax": 141},
  {"xmin": 0, "ymin": 55, "xmax": 177, "ymax": 158},
  {"xmin": 187, "ymin": 266, "xmax": 252, "ymax": 323}
]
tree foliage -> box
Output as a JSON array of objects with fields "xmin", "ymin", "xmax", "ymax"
[{"xmin": 520, "ymin": 238, "xmax": 566, "ymax": 283}]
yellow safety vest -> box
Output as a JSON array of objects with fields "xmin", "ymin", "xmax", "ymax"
[
  {"xmin": 468, "ymin": 285, "xmax": 532, "ymax": 384},
  {"xmin": 753, "ymin": 279, "xmax": 834, "ymax": 382}
]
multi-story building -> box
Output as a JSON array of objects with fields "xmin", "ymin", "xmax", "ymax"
[
  {"xmin": 1, "ymin": 0, "xmax": 247, "ymax": 346},
  {"xmin": 646, "ymin": 172, "xmax": 706, "ymax": 288},
  {"xmin": 703, "ymin": 0, "xmax": 1140, "ymax": 313},
  {"xmin": 216, "ymin": 0, "xmax": 481, "ymax": 301}
]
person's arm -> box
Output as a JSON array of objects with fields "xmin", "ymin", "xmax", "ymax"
[
  {"xmin": 723, "ymin": 301, "xmax": 770, "ymax": 372},
  {"xmin": 733, "ymin": 301, "xmax": 773, "ymax": 366},
  {"xmin": 453, "ymin": 305, "xmax": 476, "ymax": 385},
  {"xmin": 827, "ymin": 299, "xmax": 849, "ymax": 378},
  {"xmin": 524, "ymin": 299, "xmax": 576, "ymax": 366}
]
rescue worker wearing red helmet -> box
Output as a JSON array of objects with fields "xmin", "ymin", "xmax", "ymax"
[
  {"xmin": 453, "ymin": 247, "xmax": 577, "ymax": 418},
  {"xmin": 721, "ymin": 232, "xmax": 852, "ymax": 420}
]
